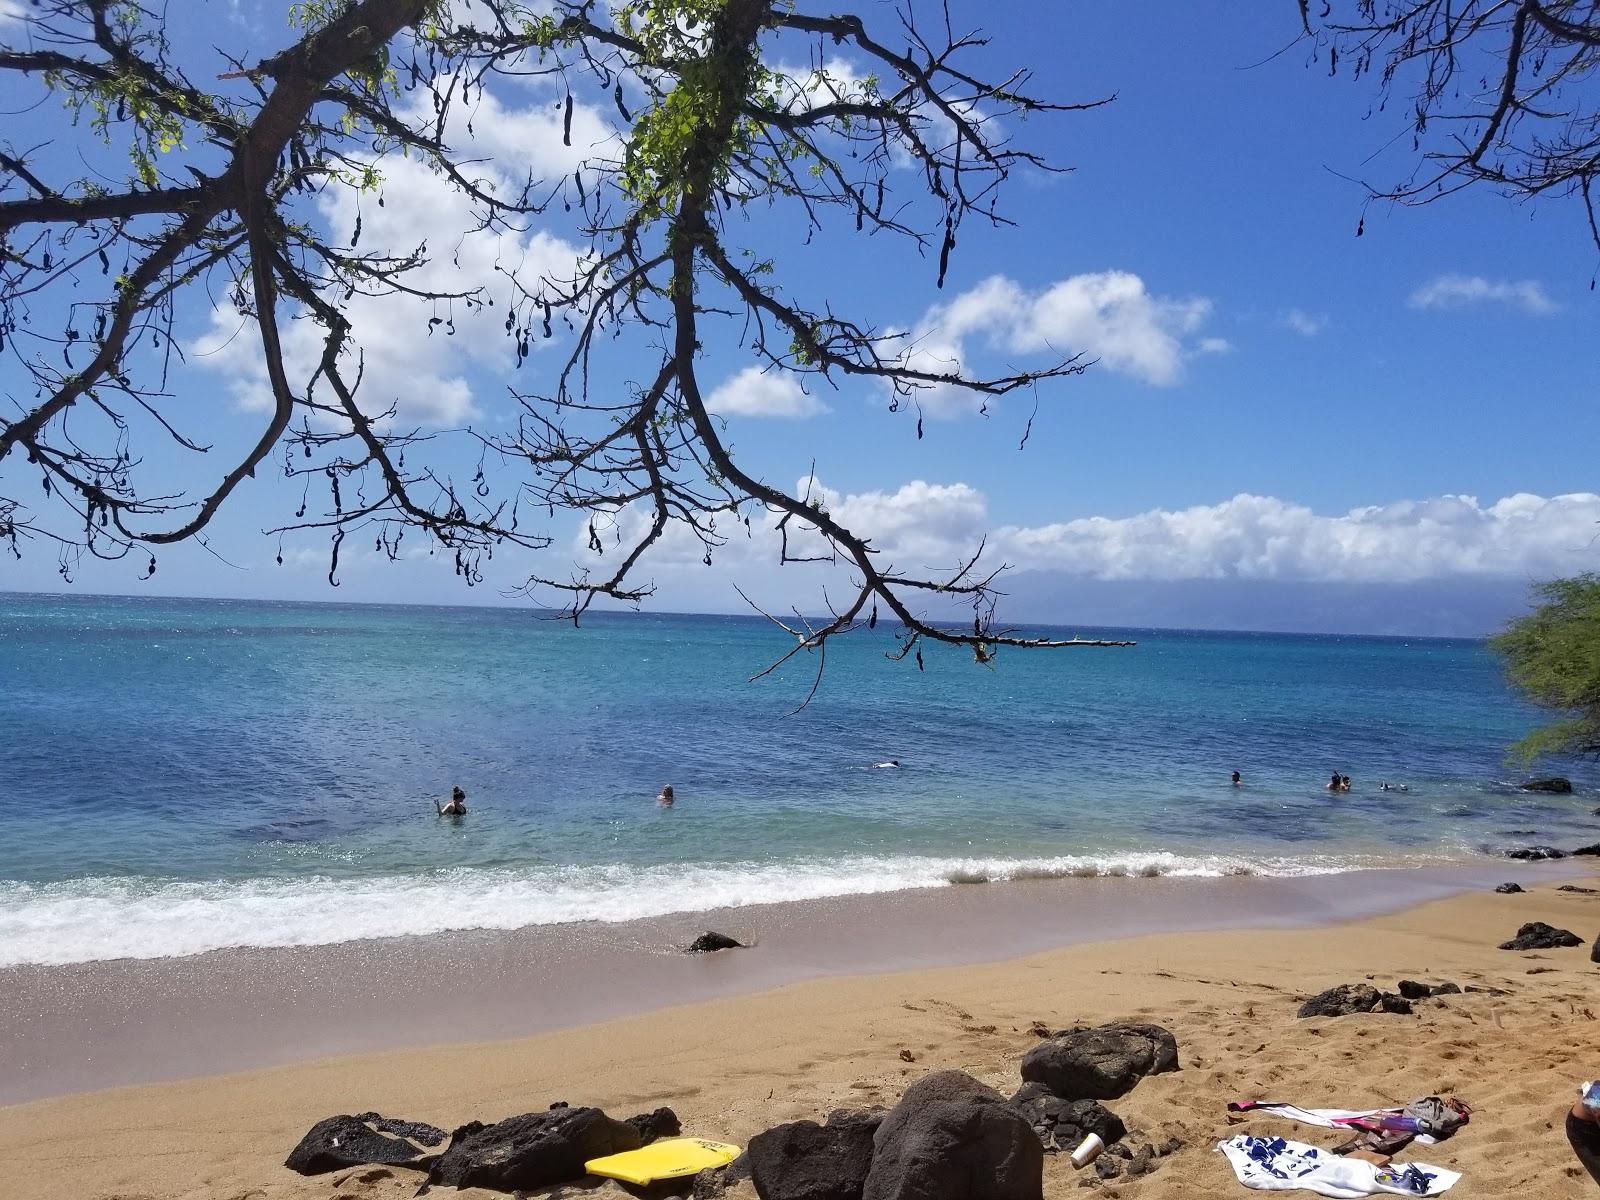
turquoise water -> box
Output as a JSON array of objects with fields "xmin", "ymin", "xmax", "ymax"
[{"xmin": 0, "ymin": 592, "xmax": 1592, "ymax": 966}]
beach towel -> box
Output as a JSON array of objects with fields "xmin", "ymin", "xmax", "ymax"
[
  {"xmin": 1218, "ymin": 1135, "xmax": 1460, "ymax": 1197},
  {"xmin": 1228, "ymin": 1098, "xmax": 1469, "ymax": 1144}
]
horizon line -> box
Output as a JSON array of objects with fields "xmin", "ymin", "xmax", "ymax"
[{"xmin": 0, "ymin": 586, "xmax": 1490, "ymax": 644}]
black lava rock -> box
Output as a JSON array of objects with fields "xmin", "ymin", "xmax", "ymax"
[
  {"xmin": 1495, "ymin": 883, "xmax": 1526, "ymax": 894},
  {"xmin": 863, "ymin": 1071, "xmax": 1042, "ymax": 1200},
  {"xmin": 426, "ymin": 1106, "xmax": 641, "ymax": 1192},
  {"xmin": 1504, "ymin": 846, "xmax": 1567, "ymax": 861},
  {"xmin": 1396, "ymin": 980, "xmax": 1460, "ymax": 1000},
  {"xmin": 626, "ymin": 1106, "xmax": 681, "ymax": 1144},
  {"xmin": 1521, "ymin": 777, "xmax": 1574, "ymax": 794},
  {"xmin": 1498, "ymin": 921, "xmax": 1584, "ymax": 951},
  {"xmin": 1018, "ymin": 1023, "xmax": 1179, "ymax": 1101},
  {"xmin": 696, "ymin": 1153, "xmax": 753, "ymax": 1198},
  {"xmin": 349, "ymin": 1112, "xmax": 447, "ymax": 1148},
  {"xmin": 284, "ymin": 1115, "xmax": 431, "ymax": 1176},
  {"xmin": 747, "ymin": 1108, "xmax": 881, "ymax": 1200},
  {"xmin": 1297, "ymin": 983, "xmax": 1382, "ymax": 1018},
  {"xmin": 1009, "ymin": 1082, "xmax": 1125, "ymax": 1153},
  {"xmin": 687, "ymin": 931, "xmax": 744, "ymax": 953}
]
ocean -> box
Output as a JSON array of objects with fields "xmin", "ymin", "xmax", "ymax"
[{"xmin": 0, "ymin": 591, "xmax": 1591, "ymax": 968}]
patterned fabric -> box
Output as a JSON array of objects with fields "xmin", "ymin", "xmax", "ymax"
[{"xmin": 1217, "ymin": 1135, "xmax": 1460, "ymax": 1197}]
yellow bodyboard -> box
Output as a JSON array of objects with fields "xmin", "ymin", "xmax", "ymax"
[{"xmin": 585, "ymin": 1137, "xmax": 742, "ymax": 1184}]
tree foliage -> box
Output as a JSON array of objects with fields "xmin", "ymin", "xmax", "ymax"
[
  {"xmin": 1491, "ymin": 574, "xmax": 1600, "ymax": 762},
  {"xmin": 0, "ymin": 0, "xmax": 1135, "ymax": 671},
  {"xmin": 1308, "ymin": 1, "xmax": 1600, "ymax": 253}
]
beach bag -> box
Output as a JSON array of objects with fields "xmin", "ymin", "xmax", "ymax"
[{"xmin": 1402, "ymin": 1097, "xmax": 1469, "ymax": 1140}]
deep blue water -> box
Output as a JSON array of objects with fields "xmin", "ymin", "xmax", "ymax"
[{"xmin": 0, "ymin": 591, "xmax": 1592, "ymax": 965}]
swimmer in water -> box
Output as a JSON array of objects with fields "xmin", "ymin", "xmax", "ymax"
[
  {"xmin": 1231, "ymin": 770, "xmax": 1242, "ymax": 786},
  {"xmin": 1380, "ymin": 781, "xmax": 1410, "ymax": 793},
  {"xmin": 435, "ymin": 785, "xmax": 466, "ymax": 816},
  {"xmin": 873, "ymin": 760, "xmax": 901, "ymax": 769},
  {"xmin": 657, "ymin": 784, "xmax": 674, "ymax": 807}
]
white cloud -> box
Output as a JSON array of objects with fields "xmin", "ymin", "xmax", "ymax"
[
  {"xmin": 575, "ymin": 478, "xmax": 989, "ymax": 577},
  {"xmin": 447, "ymin": 76, "xmax": 617, "ymax": 179},
  {"xmin": 575, "ymin": 486, "xmax": 1600, "ymax": 595},
  {"xmin": 0, "ymin": 0, "xmax": 24, "ymax": 24},
  {"xmin": 196, "ymin": 85, "xmax": 600, "ymax": 425},
  {"xmin": 568, "ymin": 485, "xmax": 1600, "ymax": 612},
  {"xmin": 705, "ymin": 367, "xmax": 829, "ymax": 418},
  {"xmin": 1282, "ymin": 309, "xmax": 1326, "ymax": 336},
  {"xmin": 1197, "ymin": 337, "xmax": 1232, "ymax": 354},
  {"xmin": 1409, "ymin": 275, "xmax": 1558, "ymax": 315},
  {"xmin": 996, "ymin": 492, "xmax": 1600, "ymax": 583},
  {"xmin": 817, "ymin": 479, "xmax": 989, "ymax": 563},
  {"xmin": 894, "ymin": 271, "xmax": 1217, "ymax": 416}
]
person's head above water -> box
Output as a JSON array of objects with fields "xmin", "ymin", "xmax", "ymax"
[
  {"xmin": 1231, "ymin": 771, "xmax": 1242, "ymax": 784},
  {"xmin": 658, "ymin": 785, "xmax": 674, "ymax": 804},
  {"xmin": 452, "ymin": 786, "xmax": 465, "ymax": 802}
]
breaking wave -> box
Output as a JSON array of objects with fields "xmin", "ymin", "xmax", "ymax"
[{"xmin": 0, "ymin": 850, "xmax": 1441, "ymax": 967}]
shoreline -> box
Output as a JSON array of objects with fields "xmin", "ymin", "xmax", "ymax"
[
  {"xmin": 1, "ymin": 870, "xmax": 1598, "ymax": 1199},
  {"xmin": 0, "ymin": 858, "xmax": 1576, "ymax": 1107}
]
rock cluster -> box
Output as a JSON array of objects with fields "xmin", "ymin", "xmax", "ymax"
[
  {"xmin": 1502, "ymin": 846, "xmax": 1566, "ymax": 861},
  {"xmin": 286, "ymin": 1023, "xmax": 1187, "ymax": 1198},
  {"xmin": 1395, "ymin": 980, "xmax": 1461, "ymax": 1000},
  {"xmin": 1296, "ymin": 983, "xmax": 1413, "ymax": 1018},
  {"xmin": 1008, "ymin": 1083, "xmax": 1124, "ymax": 1154},
  {"xmin": 285, "ymin": 1101, "xmax": 677, "ymax": 1191}
]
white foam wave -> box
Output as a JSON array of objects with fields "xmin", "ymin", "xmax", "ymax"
[{"xmin": 0, "ymin": 851, "xmax": 1412, "ymax": 967}]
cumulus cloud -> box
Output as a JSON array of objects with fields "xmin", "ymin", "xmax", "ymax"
[
  {"xmin": 571, "ymin": 485, "xmax": 1600, "ymax": 598},
  {"xmin": 817, "ymin": 479, "xmax": 989, "ymax": 562},
  {"xmin": 996, "ymin": 492, "xmax": 1600, "ymax": 583},
  {"xmin": 196, "ymin": 82, "xmax": 606, "ymax": 425},
  {"xmin": 705, "ymin": 367, "xmax": 829, "ymax": 418},
  {"xmin": 575, "ymin": 478, "xmax": 990, "ymax": 577},
  {"xmin": 1409, "ymin": 275, "xmax": 1558, "ymax": 315},
  {"xmin": 1282, "ymin": 309, "xmax": 1326, "ymax": 336},
  {"xmin": 895, "ymin": 271, "xmax": 1217, "ymax": 416}
]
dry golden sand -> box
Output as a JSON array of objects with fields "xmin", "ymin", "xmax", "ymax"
[{"xmin": 3, "ymin": 879, "xmax": 1598, "ymax": 1200}]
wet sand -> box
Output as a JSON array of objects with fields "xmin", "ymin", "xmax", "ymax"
[{"xmin": 0, "ymin": 860, "xmax": 1575, "ymax": 1104}]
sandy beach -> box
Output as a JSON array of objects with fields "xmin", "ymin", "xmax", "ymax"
[{"xmin": 3, "ymin": 870, "xmax": 1599, "ymax": 1199}]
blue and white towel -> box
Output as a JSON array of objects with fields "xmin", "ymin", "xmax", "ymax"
[{"xmin": 1217, "ymin": 1135, "xmax": 1460, "ymax": 1197}]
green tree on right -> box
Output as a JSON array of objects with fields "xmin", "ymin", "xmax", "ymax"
[{"xmin": 1492, "ymin": 575, "xmax": 1600, "ymax": 764}]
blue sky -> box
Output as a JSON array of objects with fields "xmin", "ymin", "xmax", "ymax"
[{"xmin": 1, "ymin": 1, "xmax": 1596, "ymax": 632}]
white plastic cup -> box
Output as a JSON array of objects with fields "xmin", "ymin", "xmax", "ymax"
[{"xmin": 1070, "ymin": 1133, "xmax": 1104, "ymax": 1168}]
